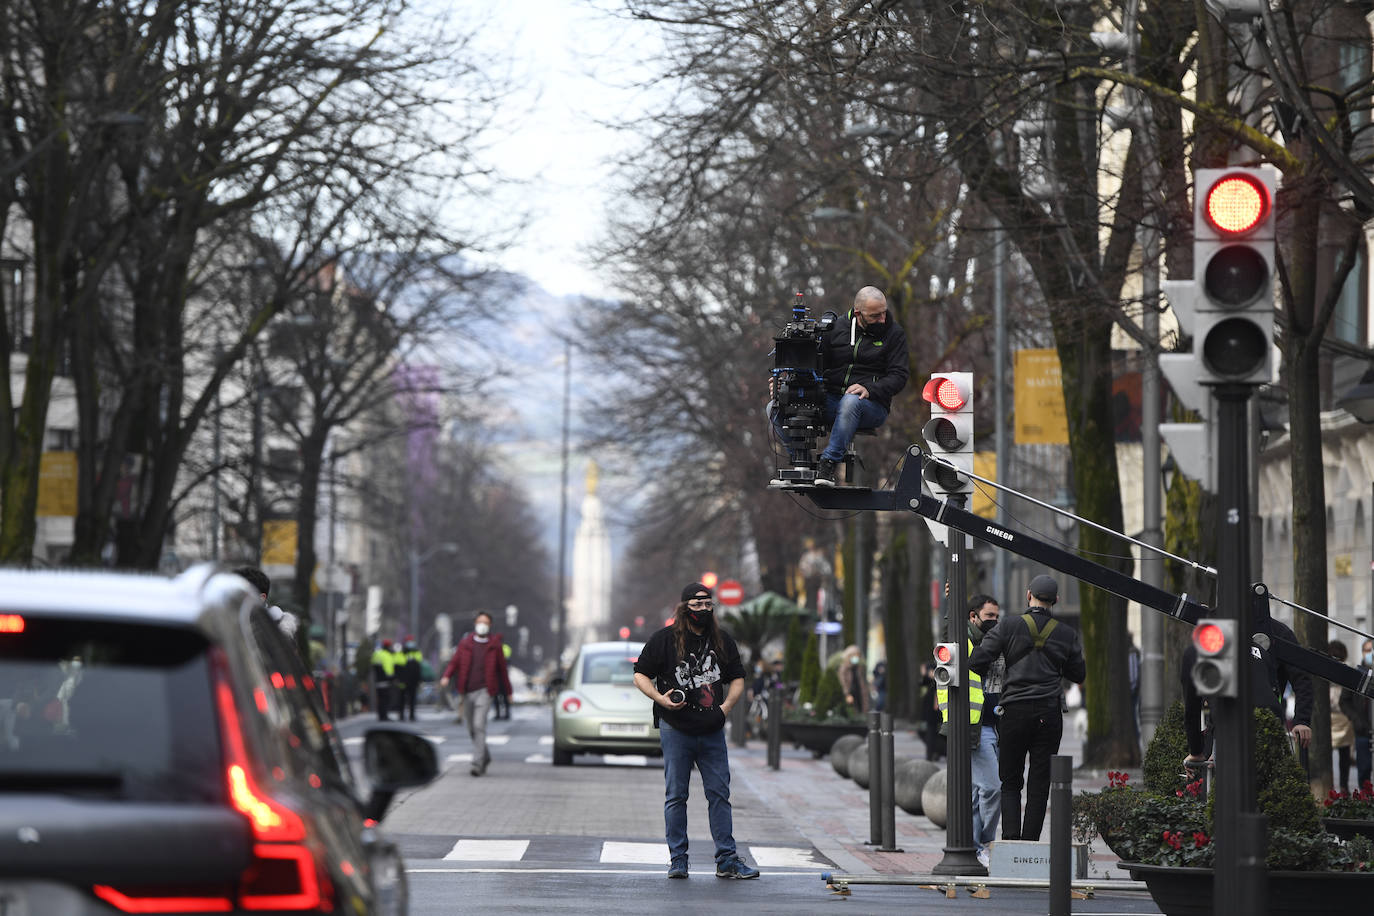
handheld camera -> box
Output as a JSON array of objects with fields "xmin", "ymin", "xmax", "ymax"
[
  {"xmin": 770, "ymin": 292, "xmax": 836, "ymax": 482},
  {"xmin": 667, "ymin": 688, "xmax": 686, "ymax": 705}
]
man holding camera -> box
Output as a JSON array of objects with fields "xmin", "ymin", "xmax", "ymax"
[
  {"xmin": 633, "ymin": 583, "xmax": 759, "ymax": 880},
  {"xmin": 771, "ymin": 286, "xmax": 909, "ymax": 486}
]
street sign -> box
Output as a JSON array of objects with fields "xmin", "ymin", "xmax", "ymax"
[
  {"xmin": 814, "ymin": 621, "xmax": 842, "ymax": 635},
  {"xmin": 717, "ymin": 580, "xmax": 744, "ymax": 605}
]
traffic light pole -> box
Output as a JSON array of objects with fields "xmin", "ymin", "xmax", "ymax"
[
  {"xmin": 934, "ymin": 498, "xmax": 979, "ymax": 875},
  {"xmin": 1211, "ymin": 384, "xmax": 1262, "ymax": 916}
]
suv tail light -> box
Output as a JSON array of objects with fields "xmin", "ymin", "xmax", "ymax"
[{"xmin": 92, "ymin": 650, "xmax": 332, "ymax": 913}]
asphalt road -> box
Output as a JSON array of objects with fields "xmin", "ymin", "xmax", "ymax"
[{"xmin": 336, "ymin": 704, "xmax": 1164, "ymax": 915}]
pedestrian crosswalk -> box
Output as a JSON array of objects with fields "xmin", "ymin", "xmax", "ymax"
[{"xmin": 426, "ymin": 837, "xmax": 830, "ymax": 870}]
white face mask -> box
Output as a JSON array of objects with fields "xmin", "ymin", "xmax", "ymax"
[
  {"xmin": 475, "ymin": 622, "xmax": 490, "ymax": 637},
  {"xmin": 849, "ymin": 655, "xmax": 860, "ymax": 666},
  {"xmin": 1365, "ymin": 650, "xmax": 1373, "ymax": 666}
]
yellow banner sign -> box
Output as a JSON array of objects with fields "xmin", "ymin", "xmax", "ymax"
[
  {"xmin": 972, "ymin": 451, "xmax": 996, "ymax": 519},
  {"xmin": 262, "ymin": 519, "xmax": 298, "ymax": 567},
  {"xmin": 37, "ymin": 451, "xmax": 78, "ymax": 517},
  {"xmin": 1015, "ymin": 349, "xmax": 1069, "ymax": 445}
]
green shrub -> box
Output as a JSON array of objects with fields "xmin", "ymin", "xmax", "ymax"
[
  {"xmin": 783, "ymin": 615, "xmax": 805, "ymax": 683},
  {"xmin": 813, "ymin": 667, "xmax": 846, "ymax": 720},
  {"xmin": 1143, "ymin": 699, "xmax": 1191, "ymax": 796},
  {"xmin": 797, "ymin": 632, "xmax": 820, "ymax": 706}
]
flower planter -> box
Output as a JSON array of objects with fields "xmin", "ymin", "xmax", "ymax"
[
  {"xmin": 1321, "ymin": 817, "xmax": 1374, "ymax": 842},
  {"xmin": 1119, "ymin": 861, "xmax": 1374, "ymax": 916},
  {"xmin": 779, "ymin": 721, "xmax": 868, "ymax": 757}
]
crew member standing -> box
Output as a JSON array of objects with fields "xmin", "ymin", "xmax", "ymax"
[
  {"xmin": 399, "ymin": 637, "xmax": 423, "ymax": 722},
  {"xmin": 969, "ymin": 574, "xmax": 1085, "ymax": 842},
  {"xmin": 371, "ymin": 639, "xmax": 396, "ymax": 722},
  {"xmin": 944, "ymin": 593, "xmax": 1003, "ymax": 868}
]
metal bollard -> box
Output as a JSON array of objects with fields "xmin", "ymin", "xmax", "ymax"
[
  {"xmin": 1048, "ymin": 754, "xmax": 1072, "ymax": 916},
  {"xmin": 879, "ymin": 712, "xmax": 902, "ymax": 851},
  {"xmin": 867, "ymin": 710, "xmax": 881, "ymax": 846},
  {"xmin": 766, "ymin": 689, "xmax": 782, "ymax": 770},
  {"xmin": 730, "ymin": 697, "xmax": 747, "ymax": 747}
]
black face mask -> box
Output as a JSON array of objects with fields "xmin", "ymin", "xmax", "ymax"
[
  {"xmin": 978, "ymin": 618, "xmax": 998, "ymax": 634},
  {"xmin": 686, "ymin": 608, "xmax": 713, "ymax": 627}
]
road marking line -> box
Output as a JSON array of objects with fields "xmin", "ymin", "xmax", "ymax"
[
  {"xmin": 599, "ymin": 841, "xmax": 667, "ymax": 865},
  {"xmin": 600, "ymin": 754, "xmax": 648, "ymax": 766},
  {"xmin": 485, "ymin": 735, "xmax": 511, "ymax": 746},
  {"xmin": 538, "ymin": 735, "xmax": 553, "ymax": 745},
  {"xmin": 445, "ymin": 753, "xmax": 473, "ymax": 764},
  {"xmin": 748, "ymin": 846, "xmax": 829, "ymax": 869},
  {"xmin": 525, "ymin": 754, "xmax": 551, "ymax": 764},
  {"xmin": 442, "ymin": 839, "xmax": 530, "ymax": 862}
]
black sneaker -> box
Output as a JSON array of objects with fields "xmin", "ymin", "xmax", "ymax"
[
  {"xmin": 814, "ymin": 458, "xmax": 838, "ymax": 487},
  {"xmin": 716, "ymin": 856, "xmax": 760, "ymax": 879},
  {"xmin": 667, "ymin": 857, "xmax": 688, "ymax": 879}
]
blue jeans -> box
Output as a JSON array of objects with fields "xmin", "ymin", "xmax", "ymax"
[
  {"xmin": 659, "ymin": 721, "xmax": 736, "ymax": 864},
  {"xmin": 1357, "ymin": 734, "xmax": 1372, "ymax": 791},
  {"xmin": 971, "ymin": 724, "xmax": 1001, "ymax": 851},
  {"xmin": 769, "ymin": 392, "xmax": 888, "ymax": 464}
]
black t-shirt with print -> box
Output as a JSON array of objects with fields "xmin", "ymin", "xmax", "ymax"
[{"xmin": 634, "ymin": 624, "xmax": 746, "ymax": 735}]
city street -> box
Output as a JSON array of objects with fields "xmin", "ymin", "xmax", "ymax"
[{"xmin": 336, "ymin": 704, "xmax": 1166, "ymax": 915}]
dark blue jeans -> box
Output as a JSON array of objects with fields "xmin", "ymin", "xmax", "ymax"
[
  {"xmin": 996, "ymin": 698, "xmax": 1063, "ymax": 841},
  {"xmin": 659, "ymin": 720, "xmax": 736, "ymax": 864},
  {"xmin": 769, "ymin": 392, "xmax": 888, "ymax": 464}
]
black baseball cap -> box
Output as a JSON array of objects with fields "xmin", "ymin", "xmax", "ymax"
[
  {"xmin": 1028, "ymin": 574, "xmax": 1059, "ymax": 603},
  {"xmin": 681, "ymin": 582, "xmax": 712, "ymax": 602}
]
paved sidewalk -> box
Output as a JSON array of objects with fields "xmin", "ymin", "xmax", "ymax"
[{"xmin": 730, "ymin": 719, "xmax": 1135, "ymax": 882}]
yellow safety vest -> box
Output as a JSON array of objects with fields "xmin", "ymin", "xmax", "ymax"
[
  {"xmin": 372, "ymin": 648, "xmax": 395, "ymax": 676},
  {"xmin": 936, "ymin": 637, "xmax": 984, "ymax": 726}
]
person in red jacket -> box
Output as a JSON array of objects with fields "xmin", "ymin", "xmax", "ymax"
[{"xmin": 439, "ymin": 611, "xmax": 512, "ymax": 776}]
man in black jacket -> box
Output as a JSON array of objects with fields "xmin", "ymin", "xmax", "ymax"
[
  {"xmin": 969, "ymin": 574, "xmax": 1086, "ymax": 842},
  {"xmin": 771, "ymin": 286, "xmax": 909, "ymax": 486}
]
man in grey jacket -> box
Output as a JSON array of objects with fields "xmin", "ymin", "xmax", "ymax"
[{"xmin": 968, "ymin": 574, "xmax": 1086, "ymax": 841}]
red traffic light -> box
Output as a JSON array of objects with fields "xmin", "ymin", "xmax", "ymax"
[
  {"xmin": 934, "ymin": 644, "xmax": 954, "ymax": 664},
  {"xmin": 1204, "ymin": 174, "xmax": 1270, "ymax": 235},
  {"xmin": 923, "ymin": 376, "xmax": 967, "ymax": 411},
  {"xmin": 1193, "ymin": 621, "xmax": 1228, "ymax": 655},
  {"xmin": 619, "ymin": 626, "xmax": 631, "ymax": 639},
  {"xmin": 701, "ymin": 571, "xmax": 718, "ymax": 588}
]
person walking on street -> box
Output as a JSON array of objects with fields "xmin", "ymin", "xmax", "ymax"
[
  {"xmin": 398, "ymin": 637, "xmax": 423, "ymax": 722},
  {"xmin": 1349, "ymin": 639, "xmax": 1374, "ymax": 790},
  {"xmin": 633, "ymin": 583, "xmax": 760, "ymax": 880},
  {"xmin": 439, "ymin": 612, "xmax": 512, "ymax": 776},
  {"xmin": 370, "ymin": 639, "xmax": 396, "ymax": 722},
  {"xmin": 968, "ymin": 574, "xmax": 1085, "ymax": 842},
  {"xmin": 838, "ymin": 645, "xmax": 869, "ymax": 714},
  {"xmin": 493, "ymin": 643, "xmax": 513, "ymax": 720},
  {"xmin": 944, "ymin": 593, "xmax": 1003, "ymax": 867}
]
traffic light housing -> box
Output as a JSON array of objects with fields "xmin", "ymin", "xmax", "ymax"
[
  {"xmin": 1191, "ymin": 619, "xmax": 1239, "ymax": 697},
  {"xmin": 933, "ymin": 642, "xmax": 961, "ymax": 688},
  {"xmin": 922, "ymin": 372, "xmax": 974, "ymax": 496},
  {"xmin": 1191, "ymin": 168, "xmax": 1276, "ymax": 386}
]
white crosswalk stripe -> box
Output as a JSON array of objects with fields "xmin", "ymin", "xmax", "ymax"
[
  {"xmin": 443, "ymin": 839, "xmax": 530, "ymax": 862},
  {"xmin": 599, "ymin": 842, "xmax": 666, "ymax": 865},
  {"xmin": 749, "ymin": 846, "xmax": 829, "ymax": 869}
]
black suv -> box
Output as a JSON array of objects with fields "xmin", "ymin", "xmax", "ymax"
[{"xmin": 0, "ymin": 565, "xmax": 438, "ymax": 914}]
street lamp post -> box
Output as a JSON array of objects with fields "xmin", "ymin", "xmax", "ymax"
[{"xmin": 409, "ymin": 542, "xmax": 459, "ymax": 638}]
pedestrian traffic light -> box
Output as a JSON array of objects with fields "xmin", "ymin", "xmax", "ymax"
[
  {"xmin": 1191, "ymin": 619, "xmax": 1239, "ymax": 697},
  {"xmin": 922, "ymin": 372, "xmax": 974, "ymax": 497},
  {"xmin": 933, "ymin": 642, "xmax": 960, "ymax": 688},
  {"xmin": 1191, "ymin": 167, "xmax": 1276, "ymax": 386}
]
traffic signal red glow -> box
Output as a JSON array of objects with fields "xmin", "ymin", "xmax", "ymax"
[
  {"xmin": 923, "ymin": 377, "xmax": 967, "ymax": 411},
  {"xmin": 701, "ymin": 571, "xmax": 718, "ymax": 589},
  {"xmin": 1193, "ymin": 622, "xmax": 1227, "ymax": 655},
  {"xmin": 1204, "ymin": 174, "xmax": 1270, "ymax": 235},
  {"xmin": 934, "ymin": 644, "xmax": 954, "ymax": 664}
]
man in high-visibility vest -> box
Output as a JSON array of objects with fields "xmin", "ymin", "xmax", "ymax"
[
  {"xmin": 399, "ymin": 637, "xmax": 423, "ymax": 721},
  {"xmin": 939, "ymin": 594, "xmax": 1004, "ymax": 868},
  {"xmin": 371, "ymin": 639, "xmax": 397, "ymax": 722}
]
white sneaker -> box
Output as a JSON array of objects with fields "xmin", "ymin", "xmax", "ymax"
[{"xmin": 976, "ymin": 848, "xmax": 990, "ymax": 869}]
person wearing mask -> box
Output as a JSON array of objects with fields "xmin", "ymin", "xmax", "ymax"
[
  {"xmin": 235, "ymin": 566, "xmax": 299, "ymax": 642},
  {"xmin": 633, "ymin": 583, "xmax": 759, "ymax": 880},
  {"xmin": 837, "ymin": 645, "xmax": 869, "ymax": 714},
  {"xmin": 439, "ymin": 612, "xmax": 512, "ymax": 776},
  {"xmin": 968, "ymin": 575, "xmax": 1085, "ymax": 842},
  {"xmin": 947, "ymin": 594, "xmax": 1004, "ymax": 868},
  {"xmin": 370, "ymin": 639, "xmax": 396, "ymax": 722},
  {"xmin": 769, "ymin": 286, "xmax": 910, "ymax": 486},
  {"xmin": 398, "ymin": 637, "xmax": 423, "ymax": 722},
  {"xmin": 1341, "ymin": 638, "xmax": 1374, "ymax": 791}
]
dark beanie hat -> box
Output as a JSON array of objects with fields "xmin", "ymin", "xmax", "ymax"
[
  {"xmin": 681, "ymin": 582, "xmax": 712, "ymax": 603},
  {"xmin": 1028, "ymin": 574, "xmax": 1059, "ymax": 603}
]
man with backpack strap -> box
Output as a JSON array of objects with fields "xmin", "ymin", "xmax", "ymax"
[{"xmin": 968, "ymin": 574, "xmax": 1086, "ymax": 841}]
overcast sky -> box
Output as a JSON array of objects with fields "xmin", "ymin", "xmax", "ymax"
[{"xmin": 453, "ymin": 0, "xmax": 660, "ymax": 300}]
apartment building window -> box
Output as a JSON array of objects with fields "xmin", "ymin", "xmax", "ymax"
[
  {"xmin": 1330, "ymin": 243, "xmax": 1367, "ymax": 346},
  {"xmin": 1, "ymin": 259, "xmax": 26, "ymax": 352},
  {"xmin": 1340, "ymin": 41, "xmax": 1372, "ymax": 132}
]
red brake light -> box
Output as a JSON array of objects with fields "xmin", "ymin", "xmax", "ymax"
[
  {"xmin": 92, "ymin": 885, "xmax": 233, "ymax": 913},
  {"xmin": 0, "ymin": 613, "xmax": 24, "ymax": 633},
  {"xmin": 1205, "ymin": 175, "xmax": 1269, "ymax": 235}
]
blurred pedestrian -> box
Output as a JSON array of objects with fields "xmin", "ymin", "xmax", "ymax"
[
  {"xmin": 1340, "ymin": 638, "xmax": 1374, "ymax": 792},
  {"xmin": 398, "ymin": 637, "xmax": 422, "ymax": 722},
  {"xmin": 871, "ymin": 661, "xmax": 888, "ymax": 713},
  {"xmin": 919, "ymin": 663, "xmax": 946, "ymax": 762},
  {"xmin": 371, "ymin": 639, "xmax": 396, "ymax": 722},
  {"xmin": 493, "ymin": 643, "xmax": 513, "ymax": 720},
  {"xmin": 235, "ymin": 566, "xmax": 299, "ymax": 642},
  {"xmin": 439, "ymin": 612, "xmax": 511, "ymax": 776},
  {"xmin": 969, "ymin": 574, "xmax": 1085, "ymax": 842},
  {"xmin": 633, "ymin": 582, "xmax": 760, "ymax": 880},
  {"xmin": 837, "ymin": 645, "xmax": 869, "ymax": 714}
]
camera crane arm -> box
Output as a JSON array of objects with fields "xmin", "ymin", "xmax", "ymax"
[{"xmin": 799, "ymin": 446, "xmax": 1374, "ymax": 699}]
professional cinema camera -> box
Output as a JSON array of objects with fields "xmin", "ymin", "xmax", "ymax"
[{"xmin": 770, "ymin": 292, "xmax": 836, "ymax": 485}]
